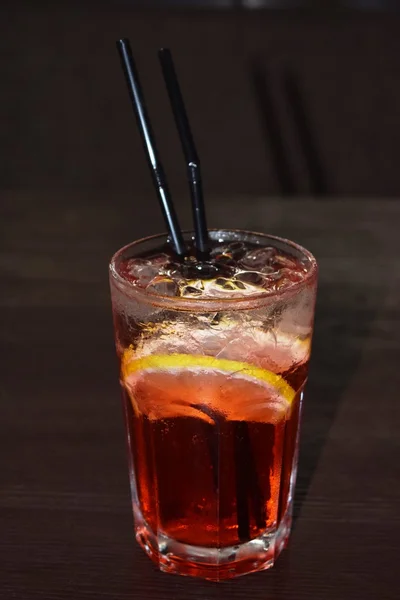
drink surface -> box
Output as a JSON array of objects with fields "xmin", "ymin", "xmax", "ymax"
[{"xmin": 116, "ymin": 235, "xmax": 310, "ymax": 298}]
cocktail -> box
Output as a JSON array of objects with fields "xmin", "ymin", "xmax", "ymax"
[
  {"xmin": 111, "ymin": 42, "xmax": 318, "ymax": 580},
  {"xmin": 110, "ymin": 230, "xmax": 317, "ymax": 580}
]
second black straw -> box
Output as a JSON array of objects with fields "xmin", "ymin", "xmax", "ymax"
[{"xmin": 158, "ymin": 48, "xmax": 209, "ymax": 258}]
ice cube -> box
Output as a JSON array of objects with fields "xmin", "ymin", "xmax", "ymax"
[
  {"xmin": 200, "ymin": 277, "xmax": 261, "ymax": 297},
  {"xmin": 264, "ymin": 269, "xmax": 301, "ymax": 292},
  {"xmin": 265, "ymin": 269, "xmax": 283, "ymax": 281},
  {"xmin": 274, "ymin": 254, "xmax": 298, "ymax": 269},
  {"xmin": 123, "ymin": 258, "xmax": 149, "ymax": 277},
  {"xmin": 236, "ymin": 271, "xmax": 264, "ymax": 286},
  {"xmin": 181, "ymin": 285, "xmax": 203, "ymax": 297},
  {"xmin": 233, "ymin": 279, "xmax": 246, "ymax": 290},
  {"xmin": 259, "ymin": 265, "xmax": 276, "ymax": 275},
  {"xmin": 240, "ymin": 247, "xmax": 277, "ymax": 269},
  {"xmin": 227, "ymin": 241, "xmax": 246, "ymax": 259},
  {"xmin": 222, "ymin": 280, "xmax": 238, "ymax": 291},
  {"xmin": 284, "ymin": 268, "xmax": 305, "ymax": 283},
  {"xmin": 146, "ymin": 276, "xmax": 178, "ymax": 296},
  {"xmin": 147, "ymin": 253, "xmax": 171, "ymax": 268},
  {"xmin": 210, "ymin": 244, "xmax": 231, "ymax": 258},
  {"xmin": 265, "ymin": 267, "xmax": 305, "ymax": 291},
  {"xmin": 122, "ymin": 258, "xmax": 159, "ymax": 286},
  {"xmin": 213, "ymin": 277, "xmax": 246, "ymax": 292},
  {"xmin": 185, "ymin": 279, "xmax": 205, "ymax": 290},
  {"xmin": 215, "ymin": 254, "xmax": 236, "ymax": 267}
]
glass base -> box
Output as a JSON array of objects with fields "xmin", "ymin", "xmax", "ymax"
[{"xmin": 133, "ymin": 507, "xmax": 292, "ymax": 581}]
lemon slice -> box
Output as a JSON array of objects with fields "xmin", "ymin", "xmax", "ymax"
[
  {"xmin": 134, "ymin": 323, "xmax": 310, "ymax": 374},
  {"xmin": 122, "ymin": 351, "xmax": 295, "ymax": 423}
]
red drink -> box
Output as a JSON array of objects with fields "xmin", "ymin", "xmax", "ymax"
[{"xmin": 110, "ymin": 230, "xmax": 317, "ymax": 580}]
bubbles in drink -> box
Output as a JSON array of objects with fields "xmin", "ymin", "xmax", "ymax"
[{"xmin": 118, "ymin": 239, "xmax": 309, "ymax": 298}]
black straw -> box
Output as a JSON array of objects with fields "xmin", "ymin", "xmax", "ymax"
[
  {"xmin": 158, "ymin": 48, "xmax": 209, "ymax": 258},
  {"xmin": 234, "ymin": 422, "xmax": 251, "ymax": 541},
  {"xmin": 116, "ymin": 39, "xmax": 186, "ymax": 257},
  {"xmin": 234, "ymin": 422, "xmax": 266, "ymax": 542}
]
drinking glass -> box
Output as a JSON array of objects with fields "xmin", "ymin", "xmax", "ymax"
[{"xmin": 109, "ymin": 229, "xmax": 318, "ymax": 581}]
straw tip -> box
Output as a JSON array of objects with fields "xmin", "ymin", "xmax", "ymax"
[{"xmin": 117, "ymin": 38, "xmax": 130, "ymax": 48}]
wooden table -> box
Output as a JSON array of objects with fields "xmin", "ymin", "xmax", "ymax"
[{"xmin": 1, "ymin": 193, "xmax": 399, "ymax": 599}]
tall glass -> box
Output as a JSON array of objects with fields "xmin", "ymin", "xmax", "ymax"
[{"xmin": 109, "ymin": 229, "xmax": 318, "ymax": 581}]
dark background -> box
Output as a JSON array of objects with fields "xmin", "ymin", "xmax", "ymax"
[{"xmin": 2, "ymin": 2, "xmax": 400, "ymax": 197}]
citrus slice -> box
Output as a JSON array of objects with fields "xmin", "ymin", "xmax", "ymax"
[
  {"xmin": 122, "ymin": 352, "xmax": 295, "ymax": 424},
  {"xmin": 133, "ymin": 323, "xmax": 310, "ymax": 374}
]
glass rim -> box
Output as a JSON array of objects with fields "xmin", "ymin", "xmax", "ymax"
[{"xmin": 109, "ymin": 229, "xmax": 318, "ymax": 311}]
